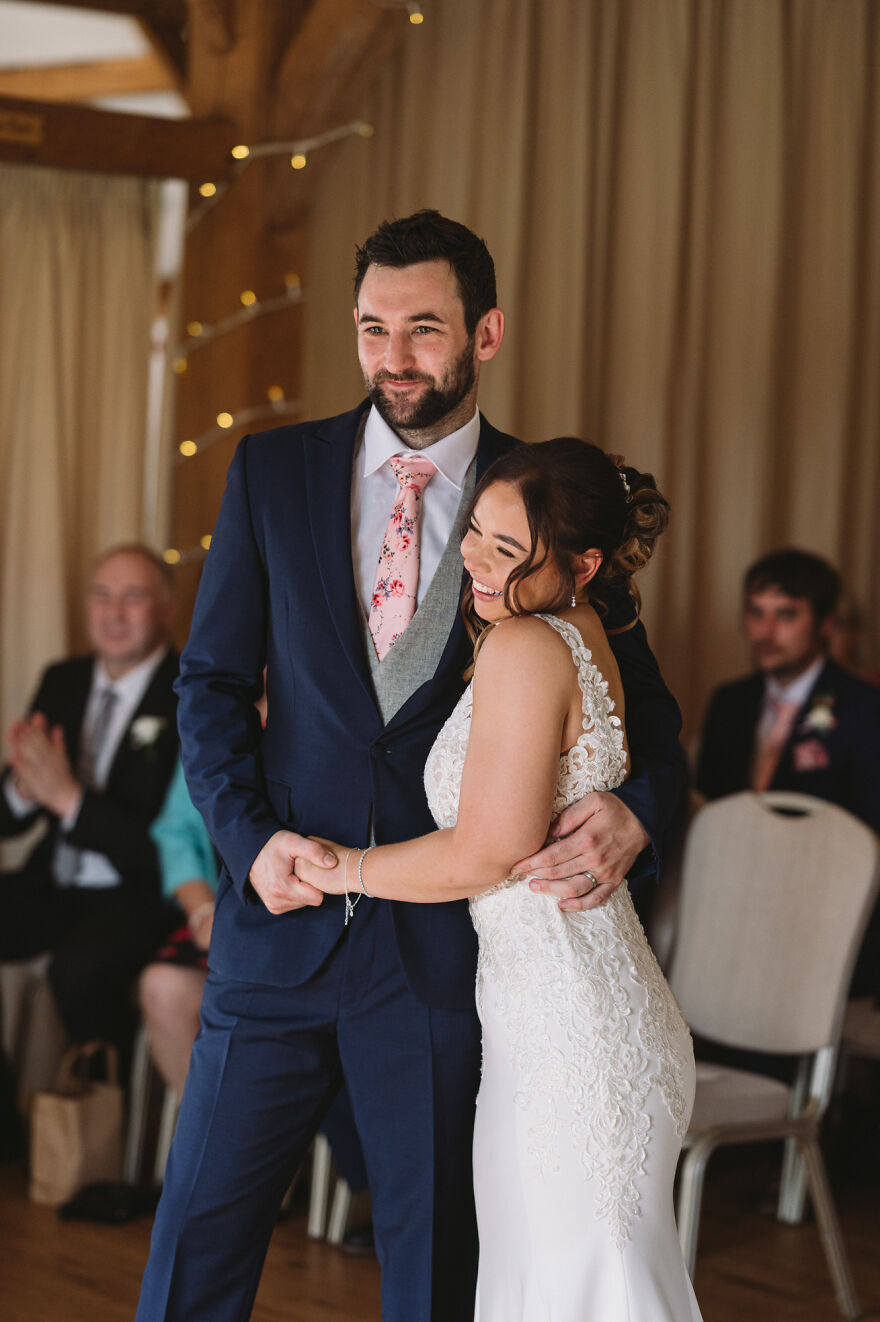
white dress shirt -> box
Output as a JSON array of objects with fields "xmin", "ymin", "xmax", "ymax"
[
  {"xmin": 754, "ymin": 654, "xmax": 826, "ymax": 751},
  {"xmin": 5, "ymin": 645, "xmax": 169, "ymax": 888},
  {"xmin": 351, "ymin": 405, "xmax": 480, "ymax": 618}
]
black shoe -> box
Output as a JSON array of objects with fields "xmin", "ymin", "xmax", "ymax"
[{"xmin": 338, "ymin": 1224, "xmax": 375, "ymax": 1258}]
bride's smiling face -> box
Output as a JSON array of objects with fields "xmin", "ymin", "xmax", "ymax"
[{"xmin": 460, "ymin": 480, "xmax": 564, "ymax": 622}]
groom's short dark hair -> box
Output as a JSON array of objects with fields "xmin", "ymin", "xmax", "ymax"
[{"xmin": 353, "ymin": 210, "xmax": 497, "ymax": 334}]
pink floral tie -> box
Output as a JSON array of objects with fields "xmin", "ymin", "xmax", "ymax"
[{"xmin": 369, "ymin": 454, "xmax": 437, "ymax": 661}]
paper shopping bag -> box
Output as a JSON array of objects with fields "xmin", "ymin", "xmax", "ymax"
[{"xmin": 29, "ymin": 1041, "xmax": 123, "ymax": 1206}]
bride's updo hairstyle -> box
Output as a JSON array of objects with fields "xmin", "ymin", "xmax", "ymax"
[{"xmin": 461, "ymin": 437, "xmax": 669, "ymax": 646}]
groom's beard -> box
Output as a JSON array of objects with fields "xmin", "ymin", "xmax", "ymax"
[{"xmin": 364, "ymin": 339, "xmax": 476, "ymax": 433}]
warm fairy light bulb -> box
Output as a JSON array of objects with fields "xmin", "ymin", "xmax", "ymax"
[
  {"xmin": 186, "ymin": 321, "xmax": 203, "ymax": 337},
  {"xmin": 267, "ymin": 385, "xmax": 284, "ymax": 402},
  {"xmin": 200, "ymin": 534, "xmax": 212, "ymax": 550},
  {"xmin": 198, "ymin": 182, "xmax": 217, "ymax": 198},
  {"xmin": 216, "ymin": 412, "xmax": 234, "ymax": 428},
  {"xmin": 290, "ymin": 153, "xmax": 307, "ymax": 170},
  {"xmin": 231, "ymin": 144, "xmax": 250, "ymax": 160},
  {"xmin": 179, "ymin": 439, "xmax": 197, "ymax": 457},
  {"xmin": 163, "ymin": 548, "xmax": 181, "ymax": 565},
  {"xmin": 240, "ymin": 290, "xmax": 257, "ymax": 307},
  {"xmin": 408, "ymin": 6, "xmax": 424, "ymax": 23},
  {"xmin": 357, "ymin": 123, "xmax": 375, "ymax": 138},
  {"xmin": 284, "ymin": 272, "xmax": 301, "ymax": 290},
  {"xmin": 171, "ymin": 357, "xmax": 188, "ymax": 374}
]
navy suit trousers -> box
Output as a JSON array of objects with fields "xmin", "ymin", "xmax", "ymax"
[{"xmin": 135, "ymin": 898, "xmax": 482, "ymax": 1322}]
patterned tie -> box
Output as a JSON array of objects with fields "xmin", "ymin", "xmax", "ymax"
[
  {"xmin": 368, "ymin": 454, "xmax": 437, "ymax": 661},
  {"xmin": 55, "ymin": 686, "xmax": 119, "ymax": 885},
  {"xmin": 751, "ymin": 696, "xmax": 800, "ymax": 792},
  {"xmin": 79, "ymin": 687, "xmax": 119, "ymax": 789}
]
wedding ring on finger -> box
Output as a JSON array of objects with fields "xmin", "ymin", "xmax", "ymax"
[{"xmin": 584, "ymin": 870, "xmax": 599, "ymax": 891}]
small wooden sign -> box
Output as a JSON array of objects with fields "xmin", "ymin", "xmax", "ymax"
[{"xmin": 0, "ymin": 109, "xmax": 44, "ymax": 146}]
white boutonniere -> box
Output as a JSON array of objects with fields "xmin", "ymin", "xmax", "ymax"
[
  {"xmin": 130, "ymin": 715, "xmax": 167, "ymax": 749},
  {"xmin": 799, "ymin": 693, "xmax": 836, "ymax": 736}
]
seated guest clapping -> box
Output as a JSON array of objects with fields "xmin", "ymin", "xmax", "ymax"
[{"xmin": 0, "ymin": 545, "xmax": 179, "ymax": 1056}]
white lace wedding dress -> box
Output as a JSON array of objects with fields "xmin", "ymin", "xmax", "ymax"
[{"xmin": 424, "ymin": 615, "xmax": 703, "ymax": 1322}]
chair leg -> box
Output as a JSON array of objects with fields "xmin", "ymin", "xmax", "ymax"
[
  {"xmin": 326, "ymin": 1178, "xmax": 353, "ymax": 1244},
  {"xmin": 152, "ymin": 1087, "xmax": 180, "ymax": 1186},
  {"xmin": 123, "ymin": 1026, "xmax": 152, "ymax": 1184},
  {"xmin": 307, "ymin": 1134, "xmax": 333, "ymax": 1238},
  {"xmin": 799, "ymin": 1134, "xmax": 860, "ymax": 1320},
  {"xmin": 676, "ymin": 1138, "xmax": 714, "ymax": 1278},
  {"xmin": 779, "ymin": 1134, "xmax": 810, "ymax": 1224},
  {"xmin": 778, "ymin": 1056, "xmax": 811, "ymax": 1224}
]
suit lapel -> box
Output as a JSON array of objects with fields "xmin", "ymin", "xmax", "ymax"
[
  {"xmin": 60, "ymin": 658, "xmax": 95, "ymax": 770},
  {"xmin": 423, "ymin": 414, "xmax": 519, "ymax": 689},
  {"xmin": 106, "ymin": 648, "xmax": 177, "ymax": 787},
  {"xmin": 303, "ymin": 403, "xmax": 379, "ymax": 714},
  {"xmin": 773, "ymin": 659, "xmax": 835, "ymax": 784},
  {"xmin": 385, "ymin": 414, "xmax": 520, "ymax": 732}
]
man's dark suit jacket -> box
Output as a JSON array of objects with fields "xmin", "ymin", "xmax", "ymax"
[
  {"xmin": 695, "ymin": 658, "xmax": 880, "ymax": 836},
  {"xmin": 696, "ymin": 657, "xmax": 880, "ymax": 994},
  {"xmin": 177, "ymin": 402, "xmax": 687, "ymax": 1008},
  {"xmin": 0, "ymin": 649, "xmax": 180, "ymax": 903}
]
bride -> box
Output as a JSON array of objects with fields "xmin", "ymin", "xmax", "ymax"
[{"xmin": 297, "ymin": 437, "xmax": 703, "ymax": 1322}]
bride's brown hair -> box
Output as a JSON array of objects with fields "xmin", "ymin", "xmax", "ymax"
[{"xmin": 461, "ymin": 438, "xmax": 669, "ymax": 665}]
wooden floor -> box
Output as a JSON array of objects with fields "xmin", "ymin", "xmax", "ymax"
[{"xmin": 1, "ymin": 1122, "xmax": 878, "ymax": 1321}]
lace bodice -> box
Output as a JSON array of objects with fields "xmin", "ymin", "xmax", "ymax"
[{"xmin": 423, "ymin": 614, "xmax": 692, "ymax": 1250}]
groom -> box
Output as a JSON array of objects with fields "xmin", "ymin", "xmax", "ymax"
[{"xmin": 136, "ymin": 211, "xmax": 686, "ymax": 1321}]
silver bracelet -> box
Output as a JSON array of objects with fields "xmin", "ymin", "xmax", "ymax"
[
  {"xmin": 342, "ymin": 848, "xmax": 356, "ymax": 927},
  {"xmin": 357, "ymin": 845, "xmax": 375, "ymax": 899}
]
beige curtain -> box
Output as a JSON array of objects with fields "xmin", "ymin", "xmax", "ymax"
[
  {"xmin": 303, "ymin": 0, "xmax": 880, "ymax": 737},
  {"xmin": 0, "ymin": 164, "xmax": 159, "ymax": 735}
]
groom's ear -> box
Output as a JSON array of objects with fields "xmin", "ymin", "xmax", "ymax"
[{"xmin": 474, "ymin": 308, "xmax": 505, "ymax": 362}]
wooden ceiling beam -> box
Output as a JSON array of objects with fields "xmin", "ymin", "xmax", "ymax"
[
  {"xmin": 272, "ymin": 0, "xmax": 404, "ymax": 141},
  {"xmin": 11, "ymin": 0, "xmax": 186, "ymax": 20},
  {"xmin": 0, "ymin": 94, "xmax": 233, "ymax": 179},
  {"xmin": 139, "ymin": 16, "xmax": 188, "ymax": 81},
  {"xmin": 0, "ymin": 56, "xmax": 179, "ymax": 103}
]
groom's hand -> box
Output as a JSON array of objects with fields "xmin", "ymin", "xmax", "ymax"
[
  {"xmin": 512, "ymin": 792, "xmax": 649, "ymax": 911},
  {"xmin": 249, "ymin": 830, "xmax": 338, "ymax": 914}
]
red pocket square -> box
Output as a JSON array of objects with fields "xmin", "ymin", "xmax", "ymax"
[{"xmin": 792, "ymin": 738, "xmax": 830, "ymax": 772}]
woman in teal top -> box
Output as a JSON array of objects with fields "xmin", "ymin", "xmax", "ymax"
[{"xmin": 138, "ymin": 758, "xmax": 217, "ymax": 1098}]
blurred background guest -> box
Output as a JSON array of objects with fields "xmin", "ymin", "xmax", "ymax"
[
  {"xmin": 829, "ymin": 593, "xmax": 880, "ymax": 688},
  {"xmin": 695, "ymin": 548, "xmax": 880, "ymax": 995},
  {"xmin": 0, "ymin": 545, "xmax": 179, "ymax": 1069}
]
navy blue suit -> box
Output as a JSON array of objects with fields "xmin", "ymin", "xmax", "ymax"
[
  {"xmin": 136, "ymin": 403, "xmax": 686, "ymax": 1322},
  {"xmin": 696, "ymin": 658, "xmax": 880, "ymax": 993}
]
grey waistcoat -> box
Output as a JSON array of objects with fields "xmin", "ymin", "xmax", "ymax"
[{"xmin": 362, "ymin": 461, "xmax": 476, "ymax": 726}]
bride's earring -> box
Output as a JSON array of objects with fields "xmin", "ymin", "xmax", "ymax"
[{"xmin": 570, "ymin": 589, "xmax": 577, "ymax": 608}]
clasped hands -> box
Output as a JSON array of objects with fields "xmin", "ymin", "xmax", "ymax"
[
  {"xmin": 248, "ymin": 791, "xmax": 649, "ymax": 916},
  {"xmin": 5, "ymin": 711, "xmax": 81, "ymax": 819}
]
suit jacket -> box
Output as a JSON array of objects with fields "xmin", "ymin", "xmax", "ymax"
[
  {"xmin": 177, "ymin": 402, "xmax": 687, "ymax": 1007},
  {"xmin": 0, "ymin": 649, "xmax": 180, "ymax": 904},
  {"xmin": 695, "ymin": 658, "xmax": 880, "ymax": 836}
]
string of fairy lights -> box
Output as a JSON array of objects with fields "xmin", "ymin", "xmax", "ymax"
[{"xmin": 163, "ymin": 2, "xmax": 432, "ymax": 569}]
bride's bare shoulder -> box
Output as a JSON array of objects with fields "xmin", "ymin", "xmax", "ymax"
[{"xmin": 473, "ymin": 615, "xmax": 575, "ymax": 681}]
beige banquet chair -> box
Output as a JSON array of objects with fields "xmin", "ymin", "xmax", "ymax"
[{"xmin": 667, "ymin": 791, "xmax": 879, "ymax": 1320}]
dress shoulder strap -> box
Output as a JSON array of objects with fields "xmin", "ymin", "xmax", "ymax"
[
  {"xmin": 533, "ymin": 614, "xmax": 625, "ymax": 758},
  {"xmin": 534, "ymin": 613, "xmax": 593, "ymax": 671}
]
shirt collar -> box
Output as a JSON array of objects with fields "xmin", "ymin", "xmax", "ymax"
[
  {"xmin": 765, "ymin": 654, "xmax": 826, "ymax": 709},
  {"xmin": 362, "ymin": 404, "xmax": 480, "ymax": 490},
  {"xmin": 94, "ymin": 644, "xmax": 168, "ymax": 704}
]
